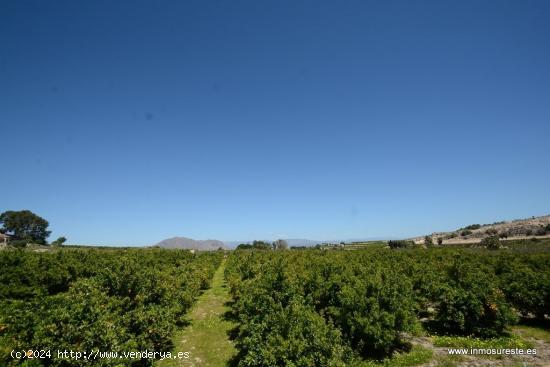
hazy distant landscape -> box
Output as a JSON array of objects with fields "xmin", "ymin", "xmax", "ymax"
[{"xmin": 150, "ymin": 215, "xmax": 550, "ymax": 251}]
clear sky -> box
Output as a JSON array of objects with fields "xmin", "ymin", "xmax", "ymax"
[{"xmin": 1, "ymin": 0, "xmax": 549, "ymax": 245}]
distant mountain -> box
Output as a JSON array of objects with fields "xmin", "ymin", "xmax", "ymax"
[{"xmin": 156, "ymin": 237, "xmax": 226, "ymax": 251}]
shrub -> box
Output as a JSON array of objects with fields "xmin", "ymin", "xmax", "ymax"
[
  {"xmin": 388, "ymin": 240, "xmax": 415, "ymax": 249},
  {"xmin": 226, "ymin": 247, "xmax": 549, "ymax": 364},
  {"xmin": 228, "ymin": 251, "xmax": 418, "ymax": 361},
  {"xmin": 51, "ymin": 237, "xmax": 67, "ymax": 247},
  {"xmin": 461, "ymin": 230, "xmax": 472, "ymax": 237},
  {"xmin": 464, "ymin": 224, "xmax": 481, "ymax": 230},
  {"xmin": 433, "ymin": 261, "xmax": 517, "ymax": 337},
  {"xmin": 481, "ymin": 236, "xmax": 500, "ymax": 250},
  {"xmin": 424, "ymin": 236, "xmax": 433, "ymax": 247},
  {"xmin": 499, "ymin": 259, "xmax": 549, "ymax": 320},
  {"xmin": 0, "ymin": 249, "xmax": 223, "ymax": 366},
  {"xmin": 236, "ymin": 243, "xmax": 253, "ymax": 250},
  {"xmin": 437, "ymin": 237, "xmax": 443, "ymax": 246},
  {"xmin": 236, "ymin": 241, "xmax": 272, "ymax": 250},
  {"xmin": 328, "ymin": 269, "xmax": 417, "ymax": 358},
  {"xmin": 235, "ymin": 299, "xmax": 350, "ymax": 367},
  {"xmin": 8, "ymin": 239, "xmax": 28, "ymax": 248}
]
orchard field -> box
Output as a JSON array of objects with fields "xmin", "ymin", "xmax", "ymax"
[
  {"xmin": 0, "ymin": 249, "xmax": 222, "ymax": 366},
  {"xmin": 1, "ymin": 240, "xmax": 549, "ymax": 366},
  {"xmin": 226, "ymin": 242, "xmax": 550, "ymax": 366}
]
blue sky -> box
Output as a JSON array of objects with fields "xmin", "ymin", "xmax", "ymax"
[{"xmin": 1, "ymin": 0, "xmax": 549, "ymax": 245}]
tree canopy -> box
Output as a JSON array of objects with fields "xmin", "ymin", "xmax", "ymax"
[
  {"xmin": 0, "ymin": 210, "xmax": 51, "ymax": 245},
  {"xmin": 51, "ymin": 236, "xmax": 67, "ymax": 247},
  {"xmin": 236, "ymin": 240, "xmax": 272, "ymax": 250}
]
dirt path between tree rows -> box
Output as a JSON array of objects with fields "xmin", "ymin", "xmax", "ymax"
[{"xmin": 157, "ymin": 259, "xmax": 237, "ymax": 367}]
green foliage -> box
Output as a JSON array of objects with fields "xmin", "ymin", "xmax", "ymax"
[
  {"xmin": 236, "ymin": 240, "xmax": 272, "ymax": 250},
  {"xmin": 252, "ymin": 240, "xmax": 272, "ymax": 249},
  {"xmin": 460, "ymin": 230, "xmax": 472, "ymax": 237},
  {"xmin": 361, "ymin": 345, "xmax": 433, "ymax": 367},
  {"xmin": 7, "ymin": 239, "xmax": 28, "ymax": 248},
  {"xmin": 2, "ymin": 241, "xmax": 548, "ymax": 366},
  {"xmin": 481, "ymin": 236, "xmax": 500, "ymax": 250},
  {"xmin": 534, "ymin": 223, "xmax": 550, "ymax": 236},
  {"xmin": 437, "ymin": 237, "xmax": 443, "ymax": 246},
  {"xmin": 0, "ymin": 249, "xmax": 223, "ymax": 366},
  {"xmin": 388, "ymin": 240, "xmax": 415, "ymax": 249},
  {"xmin": 329, "ymin": 268, "xmax": 417, "ymax": 358},
  {"xmin": 50, "ymin": 237, "xmax": 67, "ymax": 247},
  {"xmin": 0, "ymin": 210, "xmax": 51, "ymax": 245},
  {"xmin": 496, "ymin": 255, "xmax": 550, "ymax": 320},
  {"xmin": 463, "ymin": 224, "xmax": 481, "ymax": 231},
  {"xmin": 224, "ymin": 246, "xmax": 548, "ymax": 364},
  {"xmin": 433, "ymin": 334, "xmax": 533, "ymax": 350},
  {"xmin": 513, "ymin": 325, "xmax": 550, "ymax": 343},
  {"xmin": 431, "ymin": 260, "xmax": 517, "ymax": 337},
  {"xmin": 226, "ymin": 251, "xmax": 419, "ymax": 364},
  {"xmin": 236, "ymin": 243, "xmax": 253, "ymax": 249},
  {"xmin": 424, "ymin": 236, "xmax": 433, "ymax": 247},
  {"xmin": 236, "ymin": 299, "xmax": 350, "ymax": 366}
]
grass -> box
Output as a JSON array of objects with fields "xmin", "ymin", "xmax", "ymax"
[
  {"xmin": 500, "ymin": 237, "xmax": 550, "ymax": 252},
  {"xmin": 513, "ymin": 324, "xmax": 550, "ymax": 343},
  {"xmin": 431, "ymin": 356, "xmax": 463, "ymax": 367},
  {"xmin": 156, "ymin": 259, "xmax": 237, "ymax": 367},
  {"xmin": 432, "ymin": 333, "xmax": 535, "ymax": 362},
  {"xmin": 360, "ymin": 345, "xmax": 433, "ymax": 367},
  {"xmin": 433, "ymin": 334, "xmax": 534, "ymax": 350}
]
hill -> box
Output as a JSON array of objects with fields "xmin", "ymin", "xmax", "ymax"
[
  {"xmin": 155, "ymin": 237, "xmax": 226, "ymax": 251},
  {"xmin": 411, "ymin": 215, "xmax": 550, "ymax": 245}
]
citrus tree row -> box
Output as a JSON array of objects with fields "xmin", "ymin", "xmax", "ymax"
[
  {"xmin": 0, "ymin": 249, "xmax": 223, "ymax": 366},
  {"xmin": 225, "ymin": 248, "xmax": 549, "ymax": 366}
]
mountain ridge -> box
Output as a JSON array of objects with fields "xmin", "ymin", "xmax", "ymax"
[{"xmin": 155, "ymin": 237, "xmax": 226, "ymax": 251}]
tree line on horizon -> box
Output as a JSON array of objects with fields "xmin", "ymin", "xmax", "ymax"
[{"xmin": 235, "ymin": 239, "xmax": 289, "ymax": 250}]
